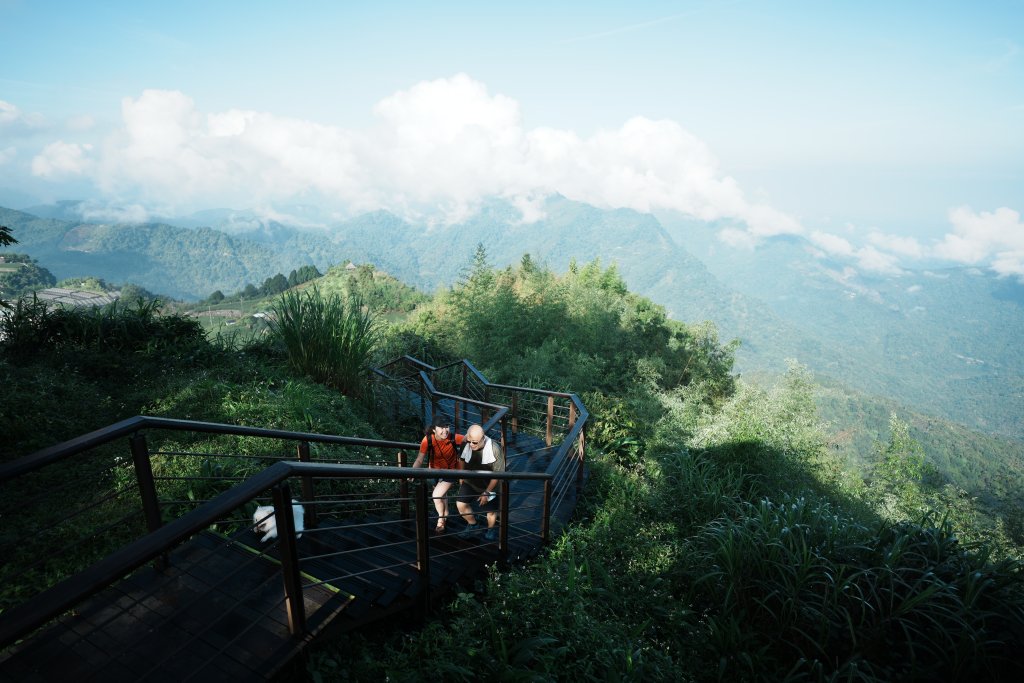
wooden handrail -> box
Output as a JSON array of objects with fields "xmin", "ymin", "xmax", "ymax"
[
  {"xmin": 0, "ymin": 459, "xmax": 550, "ymax": 648},
  {"xmin": 1, "ymin": 355, "xmax": 589, "ymax": 662},
  {"xmin": 0, "ymin": 416, "xmax": 420, "ymax": 482}
]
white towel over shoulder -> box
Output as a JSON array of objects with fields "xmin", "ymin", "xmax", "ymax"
[{"xmin": 461, "ymin": 437, "xmax": 496, "ymax": 464}]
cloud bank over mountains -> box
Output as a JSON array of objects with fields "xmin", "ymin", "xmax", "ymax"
[{"xmin": 4, "ymin": 74, "xmax": 1023, "ymax": 279}]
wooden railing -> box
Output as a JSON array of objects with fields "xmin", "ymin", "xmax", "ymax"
[
  {"xmin": 375, "ymin": 355, "xmax": 588, "ymax": 458},
  {"xmin": 0, "ymin": 357, "xmax": 589, "ymax": 674}
]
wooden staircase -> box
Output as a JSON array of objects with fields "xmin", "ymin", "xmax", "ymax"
[{"xmin": 0, "ymin": 400, "xmax": 586, "ymax": 681}]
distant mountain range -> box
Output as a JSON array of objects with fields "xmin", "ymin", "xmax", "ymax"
[{"xmin": 3, "ymin": 198, "xmax": 1024, "ymax": 464}]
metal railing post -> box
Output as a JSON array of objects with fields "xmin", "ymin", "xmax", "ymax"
[
  {"xmin": 392, "ymin": 383, "xmax": 400, "ymax": 423},
  {"xmin": 546, "ymin": 395, "xmax": 555, "ymax": 447},
  {"xmin": 130, "ymin": 432, "xmax": 167, "ymax": 569},
  {"xmin": 273, "ymin": 482, "xmax": 306, "ymax": 636},
  {"xmin": 415, "ymin": 480, "xmax": 431, "ymax": 619},
  {"xmin": 296, "ymin": 441, "xmax": 318, "ymax": 528},
  {"xmin": 541, "ymin": 478, "xmax": 552, "ymax": 543},
  {"xmin": 577, "ymin": 425, "xmax": 586, "ymax": 488},
  {"xmin": 130, "ymin": 433, "xmax": 163, "ymax": 535},
  {"xmin": 420, "ymin": 378, "xmax": 427, "ymax": 427},
  {"xmin": 511, "ymin": 392, "xmax": 519, "ymax": 435},
  {"xmin": 398, "ymin": 451, "xmax": 411, "ymax": 519},
  {"xmin": 499, "ymin": 480, "xmax": 510, "ymax": 565}
]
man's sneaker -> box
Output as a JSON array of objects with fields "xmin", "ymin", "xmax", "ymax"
[
  {"xmin": 458, "ymin": 523, "xmax": 482, "ymax": 537},
  {"xmin": 483, "ymin": 527, "xmax": 498, "ymax": 543}
]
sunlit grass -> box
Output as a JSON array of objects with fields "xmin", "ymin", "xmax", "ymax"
[{"xmin": 269, "ymin": 286, "xmax": 379, "ymax": 397}]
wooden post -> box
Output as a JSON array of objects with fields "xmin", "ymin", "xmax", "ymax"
[
  {"xmin": 296, "ymin": 441, "xmax": 318, "ymax": 529},
  {"xmin": 511, "ymin": 393, "xmax": 519, "ymax": 436},
  {"xmin": 415, "ymin": 480, "xmax": 431, "ymax": 619},
  {"xmin": 398, "ymin": 451, "xmax": 410, "ymax": 520},
  {"xmin": 130, "ymin": 433, "xmax": 162, "ymax": 535},
  {"xmin": 545, "ymin": 395, "xmax": 555, "ymax": 447},
  {"xmin": 273, "ymin": 483, "xmax": 306, "ymax": 636},
  {"xmin": 576, "ymin": 426, "xmax": 586, "ymax": 488},
  {"xmin": 419, "ymin": 384, "xmax": 426, "ymax": 428},
  {"xmin": 499, "ymin": 480, "xmax": 510, "ymax": 565},
  {"xmin": 541, "ymin": 478, "xmax": 552, "ymax": 544},
  {"xmin": 130, "ymin": 433, "xmax": 167, "ymax": 569}
]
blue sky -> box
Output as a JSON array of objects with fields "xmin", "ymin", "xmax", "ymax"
[{"xmin": 1, "ymin": 0, "xmax": 1023, "ymax": 275}]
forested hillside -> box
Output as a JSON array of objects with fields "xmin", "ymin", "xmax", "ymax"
[
  {"xmin": 0, "ymin": 207, "xmax": 319, "ymax": 300},
  {"xmin": 4, "ymin": 200, "xmax": 1023, "ymax": 520},
  {"xmin": 4, "ymin": 252, "xmax": 1024, "ymax": 681}
]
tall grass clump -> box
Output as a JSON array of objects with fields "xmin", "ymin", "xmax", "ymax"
[
  {"xmin": 0, "ymin": 296, "xmax": 204, "ymax": 358},
  {"xmin": 269, "ymin": 286, "xmax": 378, "ymax": 397},
  {"xmin": 674, "ymin": 491, "xmax": 1024, "ymax": 681}
]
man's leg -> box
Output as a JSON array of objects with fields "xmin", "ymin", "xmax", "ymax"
[{"xmin": 456, "ymin": 498, "xmax": 478, "ymax": 525}]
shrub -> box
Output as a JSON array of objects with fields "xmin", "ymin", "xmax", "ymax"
[
  {"xmin": 268, "ymin": 286, "xmax": 379, "ymax": 397},
  {"xmin": 0, "ymin": 296, "xmax": 204, "ymax": 359}
]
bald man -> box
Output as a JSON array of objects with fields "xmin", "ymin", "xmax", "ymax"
[{"xmin": 455, "ymin": 424, "xmax": 505, "ymax": 542}]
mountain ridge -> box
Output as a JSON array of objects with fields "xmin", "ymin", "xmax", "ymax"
[{"xmin": 3, "ymin": 199, "xmax": 1023, "ymax": 450}]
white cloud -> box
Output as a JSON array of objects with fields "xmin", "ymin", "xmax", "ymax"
[
  {"xmin": 509, "ymin": 193, "xmax": 548, "ymax": 224},
  {"xmin": 718, "ymin": 227, "xmax": 758, "ymax": 249},
  {"xmin": 25, "ymin": 76, "xmax": 803, "ymax": 234},
  {"xmin": 991, "ymin": 251, "xmax": 1024, "ymax": 279},
  {"xmin": 78, "ymin": 201, "xmax": 151, "ymax": 223},
  {"xmin": 809, "ymin": 230, "xmax": 903, "ymax": 275},
  {"xmin": 906, "ymin": 284, "xmax": 922, "ymax": 293},
  {"xmin": 66, "ymin": 114, "xmax": 96, "ymax": 131},
  {"xmin": 810, "ymin": 230, "xmax": 855, "ymax": 257},
  {"xmin": 31, "ymin": 141, "xmax": 94, "ymax": 178},
  {"xmin": 0, "ymin": 147, "xmax": 15, "ymax": 165},
  {"xmin": 0, "ymin": 99, "xmax": 46, "ymax": 135},
  {"xmin": 854, "ymin": 245, "xmax": 903, "ymax": 275},
  {"xmin": 0, "ymin": 100, "xmax": 20, "ymax": 126},
  {"xmin": 933, "ymin": 206, "xmax": 1024, "ymax": 277},
  {"xmin": 868, "ymin": 231, "xmax": 924, "ymax": 258}
]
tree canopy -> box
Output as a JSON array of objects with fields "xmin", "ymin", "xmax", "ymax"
[{"xmin": 405, "ymin": 254, "xmax": 736, "ymax": 400}]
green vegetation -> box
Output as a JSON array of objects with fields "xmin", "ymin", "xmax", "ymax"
[
  {"xmin": 0, "ymin": 291, "xmax": 380, "ymax": 463},
  {"xmin": 405, "ymin": 247, "xmax": 734, "ymax": 398},
  {"xmin": 3, "ymin": 249, "xmax": 1023, "ymax": 681},
  {"xmin": 314, "ymin": 256, "xmax": 1024, "ymax": 681},
  {"xmin": 268, "ymin": 286, "xmax": 379, "ymax": 397},
  {"xmin": 0, "ymin": 252, "xmax": 57, "ymax": 298},
  {"xmin": 210, "ymin": 263, "xmax": 323, "ymax": 302}
]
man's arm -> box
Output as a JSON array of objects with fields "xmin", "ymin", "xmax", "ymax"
[{"xmin": 483, "ymin": 443, "xmax": 503, "ymax": 495}]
